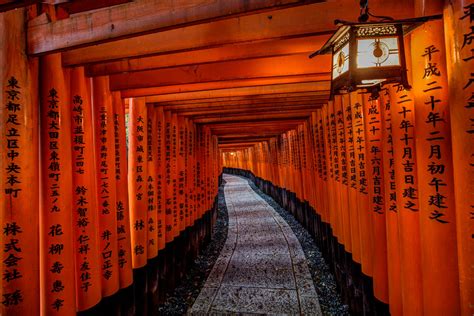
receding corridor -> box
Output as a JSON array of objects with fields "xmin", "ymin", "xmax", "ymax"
[{"xmin": 191, "ymin": 174, "xmax": 321, "ymax": 315}]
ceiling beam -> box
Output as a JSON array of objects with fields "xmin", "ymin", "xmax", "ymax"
[
  {"xmin": 219, "ymin": 137, "xmax": 273, "ymax": 144},
  {"xmin": 121, "ymin": 74, "xmax": 329, "ymax": 97},
  {"xmin": 159, "ymin": 95, "xmax": 326, "ymax": 109},
  {"xmin": 110, "ymin": 54, "xmax": 330, "ymax": 90},
  {"xmin": 208, "ymin": 119, "xmax": 305, "ymax": 134},
  {"xmin": 193, "ymin": 111, "xmax": 312, "ymax": 123},
  {"xmin": 86, "ymin": 35, "xmax": 328, "ymax": 76},
  {"xmin": 60, "ymin": 0, "xmax": 414, "ymax": 65},
  {"xmin": 28, "ymin": 0, "xmax": 324, "ymax": 55},
  {"xmin": 143, "ymin": 81, "xmax": 330, "ymax": 103},
  {"xmin": 176, "ymin": 104, "xmax": 321, "ymax": 116}
]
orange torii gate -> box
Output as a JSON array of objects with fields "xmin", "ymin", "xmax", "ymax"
[{"xmin": 1, "ymin": 0, "xmax": 473, "ymax": 315}]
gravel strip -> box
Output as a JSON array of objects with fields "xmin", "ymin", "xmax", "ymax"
[
  {"xmin": 243, "ymin": 176, "xmax": 350, "ymax": 316},
  {"xmin": 156, "ymin": 179, "xmax": 229, "ymax": 315}
]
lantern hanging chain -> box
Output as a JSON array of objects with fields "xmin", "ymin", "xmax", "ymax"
[{"xmin": 358, "ymin": 0, "xmax": 394, "ymax": 23}]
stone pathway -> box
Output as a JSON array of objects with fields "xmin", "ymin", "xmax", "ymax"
[{"xmin": 190, "ymin": 174, "xmax": 322, "ymax": 315}]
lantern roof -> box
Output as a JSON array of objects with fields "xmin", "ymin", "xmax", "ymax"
[{"xmin": 310, "ymin": 14, "xmax": 442, "ymax": 58}]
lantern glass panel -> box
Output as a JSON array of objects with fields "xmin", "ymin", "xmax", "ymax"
[
  {"xmin": 356, "ymin": 36, "xmax": 400, "ymax": 68},
  {"xmin": 332, "ymin": 42, "xmax": 350, "ymax": 79}
]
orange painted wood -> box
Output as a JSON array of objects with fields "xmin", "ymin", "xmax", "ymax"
[
  {"xmin": 121, "ymin": 72, "xmax": 330, "ymax": 99},
  {"xmin": 335, "ymin": 96, "xmax": 352, "ymax": 252},
  {"xmin": 60, "ymin": 0, "xmax": 414, "ymax": 65},
  {"xmin": 388, "ymin": 83, "xmax": 423, "ymax": 315},
  {"xmin": 92, "ymin": 76, "xmax": 120, "ymax": 296},
  {"xmin": 128, "ymin": 97, "xmax": 148, "ymax": 268},
  {"xmin": 329, "ymin": 101, "xmax": 343, "ymax": 241},
  {"xmin": 323, "ymin": 103, "xmax": 338, "ymax": 238},
  {"xmin": 144, "ymin": 82, "xmax": 330, "ymax": 106},
  {"xmin": 363, "ymin": 95, "xmax": 388, "ymax": 303},
  {"xmin": 195, "ymin": 126, "xmax": 204, "ymax": 218},
  {"xmin": 111, "ymin": 91, "xmax": 133, "ymax": 288},
  {"xmin": 349, "ymin": 92, "xmax": 373, "ymax": 277},
  {"xmin": 39, "ymin": 53, "xmax": 76, "ymax": 315},
  {"xmin": 160, "ymin": 94, "xmax": 326, "ymax": 109},
  {"xmin": 171, "ymin": 113, "xmax": 179, "ymax": 237},
  {"xmin": 154, "ymin": 107, "xmax": 166, "ymax": 250},
  {"xmin": 411, "ymin": 20, "xmax": 461, "ymax": 314},
  {"xmin": 177, "ymin": 116, "xmax": 186, "ymax": 232},
  {"xmin": 28, "ymin": 0, "xmax": 324, "ymax": 55},
  {"xmin": 316, "ymin": 110, "xmax": 329, "ymax": 224},
  {"xmin": 380, "ymin": 90, "xmax": 402, "ymax": 315},
  {"xmin": 109, "ymin": 54, "xmax": 330, "ymax": 91},
  {"xmin": 444, "ymin": 1, "xmax": 474, "ymax": 313},
  {"xmin": 70, "ymin": 67, "xmax": 102, "ymax": 310},
  {"xmin": 187, "ymin": 121, "xmax": 197, "ymax": 224},
  {"xmin": 0, "ymin": 8, "xmax": 40, "ymax": 315},
  {"xmin": 146, "ymin": 105, "xmax": 158, "ymax": 259},
  {"xmin": 342, "ymin": 94, "xmax": 360, "ymax": 263},
  {"xmin": 164, "ymin": 111, "xmax": 174, "ymax": 242},
  {"xmin": 86, "ymin": 36, "xmax": 328, "ymax": 76},
  {"xmin": 185, "ymin": 119, "xmax": 194, "ymax": 227}
]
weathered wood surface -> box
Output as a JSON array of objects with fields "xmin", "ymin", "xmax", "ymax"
[
  {"xmin": 59, "ymin": 0, "xmax": 414, "ymax": 66},
  {"xmin": 28, "ymin": 0, "xmax": 325, "ymax": 55}
]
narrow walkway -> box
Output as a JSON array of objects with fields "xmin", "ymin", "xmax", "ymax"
[{"xmin": 190, "ymin": 174, "xmax": 322, "ymax": 315}]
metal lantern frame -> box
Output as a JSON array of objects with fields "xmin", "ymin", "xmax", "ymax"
[{"xmin": 310, "ymin": 15, "xmax": 442, "ymax": 98}]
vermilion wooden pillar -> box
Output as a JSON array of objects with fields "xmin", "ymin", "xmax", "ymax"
[
  {"xmin": 411, "ymin": 19, "xmax": 461, "ymax": 315},
  {"xmin": 40, "ymin": 53, "xmax": 76, "ymax": 315},
  {"xmin": 388, "ymin": 82, "xmax": 423, "ymax": 315},
  {"xmin": 147, "ymin": 106, "xmax": 158, "ymax": 259},
  {"xmin": 349, "ymin": 92, "xmax": 373, "ymax": 278},
  {"xmin": 363, "ymin": 95, "xmax": 388, "ymax": 304},
  {"xmin": 171, "ymin": 113, "xmax": 179, "ymax": 237},
  {"xmin": 111, "ymin": 92, "xmax": 133, "ymax": 288},
  {"xmin": 322, "ymin": 104, "xmax": 336, "ymax": 234},
  {"xmin": 92, "ymin": 76, "xmax": 120, "ymax": 296},
  {"xmin": 342, "ymin": 94, "xmax": 361, "ymax": 264},
  {"xmin": 316, "ymin": 110, "xmax": 329, "ymax": 226},
  {"xmin": 128, "ymin": 98, "xmax": 148, "ymax": 268},
  {"xmin": 325, "ymin": 102, "xmax": 339, "ymax": 240},
  {"xmin": 155, "ymin": 107, "xmax": 166, "ymax": 251},
  {"xmin": 177, "ymin": 116, "xmax": 186, "ymax": 232},
  {"xmin": 0, "ymin": 8, "xmax": 40, "ymax": 315},
  {"xmin": 335, "ymin": 96, "xmax": 352, "ymax": 252},
  {"xmin": 444, "ymin": 1, "xmax": 474, "ymax": 314},
  {"xmin": 70, "ymin": 67, "xmax": 102, "ymax": 310},
  {"xmin": 187, "ymin": 120, "xmax": 197, "ymax": 224},
  {"xmin": 164, "ymin": 111, "xmax": 174, "ymax": 242},
  {"xmin": 380, "ymin": 90, "xmax": 402, "ymax": 316}
]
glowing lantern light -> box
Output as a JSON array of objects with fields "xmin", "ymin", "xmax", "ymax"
[{"xmin": 310, "ymin": 3, "xmax": 441, "ymax": 98}]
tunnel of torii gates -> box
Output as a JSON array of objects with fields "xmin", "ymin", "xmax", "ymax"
[{"xmin": 0, "ymin": 0, "xmax": 472, "ymax": 315}]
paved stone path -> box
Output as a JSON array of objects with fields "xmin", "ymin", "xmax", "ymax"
[{"xmin": 190, "ymin": 174, "xmax": 322, "ymax": 315}]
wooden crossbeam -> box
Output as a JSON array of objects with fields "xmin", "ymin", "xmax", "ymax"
[
  {"xmin": 160, "ymin": 95, "xmax": 326, "ymax": 109},
  {"xmin": 110, "ymin": 54, "xmax": 330, "ymax": 91},
  {"xmin": 121, "ymin": 74, "xmax": 329, "ymax": 98},
  {"xmin": 60, "ymin": 0, "xmax": 413, "ymax": 65},
  {"xmin": 193, "ymin": 110, "xmax": 312, "ymax": 123},
  {"xmin": 86, "ymin": 36, "xmax": 328, "ymax": 76},
  {"xmin": 176, "ymin": 104, "xmax": 321, "ymax": 116},
  {"xmin": 28, "ymin": 0, "xmax": 324, "ymax": 55},
  {"xmin": 143, "ymin": 82, "xmax": 330, "ymax": 103}
]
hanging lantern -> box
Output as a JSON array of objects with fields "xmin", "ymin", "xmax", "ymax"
[{"xmin": 310, "ymin": 15, "xmax": 441, "ymax": 98}]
